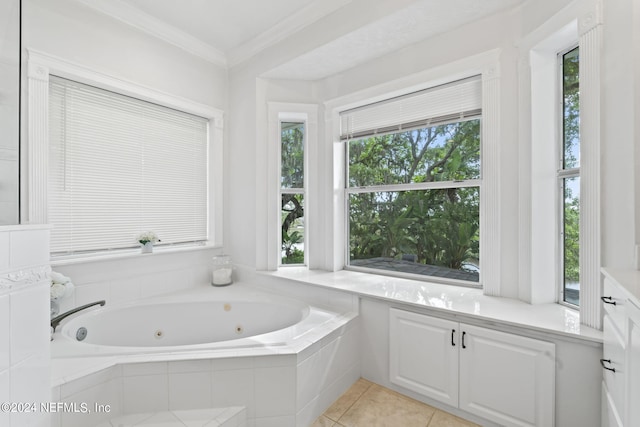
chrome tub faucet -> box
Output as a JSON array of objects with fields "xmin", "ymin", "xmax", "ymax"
[{"xmin": 50, "ymin": 300, "xmax": 106, "ymax": 332}]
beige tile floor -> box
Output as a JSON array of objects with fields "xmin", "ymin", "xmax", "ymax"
[{"xmin": 312, "ymin": 378, "xmax": 480, "ymax": 427}]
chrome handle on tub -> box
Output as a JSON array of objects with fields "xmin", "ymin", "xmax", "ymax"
[
  {"xmin": 600, "ymin": 359, "xmax": 616, "ymax": 372},
  {"xmin": 51, "ymin": 300, "xmax": 106, "ymax": 332},
  {"xmin": 601, "ymin": 296, "xmax": 616, "ymax": 305}
]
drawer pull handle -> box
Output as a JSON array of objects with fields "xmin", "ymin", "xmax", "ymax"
[
  {"xmin": 600, "ymin": 359, "xmax": 616, "ymax": 372},
  {"xmin": 601, "ymin": 296, "xmax": 617, "ymax": 305},
  {"xmin": 451, "ymin": 329, "xmax": 456, "ymax": 347},
  {"xmin": 462, "ymin": 331, "xmax": 467, "ymax": 349}
]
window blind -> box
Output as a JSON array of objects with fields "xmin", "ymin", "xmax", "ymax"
[
  {"xmin": 340, "ymin": 76, "xmax": 482, "ymax": 140},
  {"xmin": 48, "ymin": 76, "xmax": 209, "ymax": 255}
]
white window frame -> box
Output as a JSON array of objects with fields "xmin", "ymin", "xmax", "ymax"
[
  {"xmin": 522, "ymin": 22, "xmax": 578, "ymax": 305},
  {"xmin": 557, "ymin": 44, "xmax": 580, "ymax": 307},
  {"xmin": 24, "ymin": 50, "xmax": 224, "ymax": 253},
  {"xmin": 343, "ymin": 116, "xmax": 483, "ymax": 288},
  {"xmin": 519, "ymin": 2, "xmax": 603, "ymax": 328},
  {"xmin": 279, "ymin": 119, "xmax": 308, "ymax": 267},
  {"xmin": 266, "ymin": 103, "xmax": 318, "ymax": 271},
  {"xmin": 324, "ymin": 51, "xmax": 502, "ymax": 294}
]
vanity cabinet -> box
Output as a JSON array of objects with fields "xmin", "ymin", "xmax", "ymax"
[
  {"xmin": 389, "ymin": 308, "xmax": 555, "ymax": 427},
  {"xmin": 627, "ymin": 301, "xmax": 640, "ymax": 426},
  {"xmin": 601, "ymin": 273, "xmax": 640, "ymax": 427}
]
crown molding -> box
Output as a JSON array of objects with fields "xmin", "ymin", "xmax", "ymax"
[
  {"xmin": 227, "ymin": 0, "xmax": 352, "ymax": 68},
  {"xmin": 73, "ymin": 0, "xmax": 227, "ymax": 67}
]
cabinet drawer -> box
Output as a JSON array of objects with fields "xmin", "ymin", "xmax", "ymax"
[
  {"xmin": 603, "ymin": 278, "xmax": 627, "ymax": 334},
  {"xmin": 602, "ymin": 315, "xmax": 625, "ymax": 418}
]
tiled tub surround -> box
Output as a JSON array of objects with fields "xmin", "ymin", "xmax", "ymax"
[
  {"xmin": 51, "ymin": 284, "xmax": 360, "ymax": 427},
  {"xmin": 50, "ymin": 246, "xmax": 222, "ymax": 315},
  {"xmin": 0, "ymin": 225, "xmax": 51, "ymax": 427}
]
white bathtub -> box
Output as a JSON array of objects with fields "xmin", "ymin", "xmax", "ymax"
[
  {"xmin": 52, "ymin": 284, "xmax": 339, "ymax": 357},
  {"xmin": 50, "ymin": 282, "xmax": 360, "ymax": 427}
]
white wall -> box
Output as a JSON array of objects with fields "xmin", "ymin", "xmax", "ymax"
[
  {"xmin": 600, "ymin": 0, "xmax": 637, "ymax": 270},
  {"xmin": 231, "ymin": 0, "xmax": 573, "ymax": 300},
  {"xmin": 24, "ymin": 0, "xmax": 227, "ymax": 109},
  {"xmin": 0, "ymin": 226, "xmax": 51, "ymax": 427},
  {"xmin": 231, "ymin": 0, "xmax": 639, "ymax": 298},
  {"xmin": 21, "ymin": 0, "xmax": 230, "ymax": 302},
  {"xmin": 0, "ymin": 0, "xmax": 21, "ymax": 225},
  {"xmin": 318, "ymin": 8, "xmax": 522, "ymax": 298},
  {"xmin": 636, "ymin": 0, "xmax": 640, "ymax": 258}
]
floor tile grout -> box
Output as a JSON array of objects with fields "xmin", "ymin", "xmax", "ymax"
[
  {"xmin": 313, "ymin": 378, "xmax": 480, "ymax": 427},
  {"xmin": 330, "ymin": 380, "xmax": 373, "ymax": 424}
]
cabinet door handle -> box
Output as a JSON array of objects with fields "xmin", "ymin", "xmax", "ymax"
[
  {"xmin": 600, "ymin": 359, "xmax": 616, "ymax": 372},
  {"xmin": 601, "ymin": 296, "xmax": 617, "ymax": 305},
  {"xmin": 462, "ymin": 331, "xmax": 467, "ymax": 349},
  {"xmin": 451, "ymin": 329, "xmax": 456, "ymax": 347}
]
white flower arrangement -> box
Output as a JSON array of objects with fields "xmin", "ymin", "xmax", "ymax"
[
  {"xmin": 136, "ymin": 231, "xmax": 160, "ymax": 245},
  {"xmin": 49, "ymin": 271, "xmax": 74, "ymax": 301}
]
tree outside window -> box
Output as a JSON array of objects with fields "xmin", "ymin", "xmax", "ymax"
[
  {"xmin": 560, "ymin": 46, "xmax": 580, "ymax": 306},
  {"xmin": 280, "ymin": 122, "xmax": 305, "ymax": 265},
  {"xmin": 347, "ymin": 119, "xmax": 481, "ymax": 283}
]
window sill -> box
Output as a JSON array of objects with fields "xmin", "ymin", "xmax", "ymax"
[
  {"xmin": 50, "ymin": 243, "xmax": 222, "ymax": 267},
  {"xmin": 257, "ymin": 267, "xmax": 602, "ymax": 344}
]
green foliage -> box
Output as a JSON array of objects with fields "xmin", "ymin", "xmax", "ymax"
[
  {"xmin": 282, "ymin": 248, "xmax": 304, "ymax": 264},
  {"xmin": 562, "ymin": 47, "xmax": 580, "ymax": 288},
  {"xmin": 348, "ymin": 120, "xmax": 481, "ymax": 278},
  {"xmin": 563, "ymin": 47, "xmax": 580, "ymax": 169},
  {"xmin": 281, "ymin": 123, "xmax": 304, "ymax": 188},
  {"xmin": 280, "ymin": 123, "xmax": 306, "ymax": 264},
  {"xmin": 282, "ymin": 230, "xmax": 304, "ymax": 264},
  {"xmin": 564, "ymin": 182, "xmax": 580, "ymax": 283}
]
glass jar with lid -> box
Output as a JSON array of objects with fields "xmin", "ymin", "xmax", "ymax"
[{"xmin": 211, "ymin": 255, "xmax": 233, "ymax": 286}]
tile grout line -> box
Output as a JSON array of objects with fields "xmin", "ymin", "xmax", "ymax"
[{"xmin": 326, "ymin": 380, "xmax": 373, "ymax": 424}]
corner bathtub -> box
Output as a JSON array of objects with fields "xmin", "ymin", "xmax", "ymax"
[{"xmin": 51, "ymin": 284, "xmax": 345, "ymax": 357}]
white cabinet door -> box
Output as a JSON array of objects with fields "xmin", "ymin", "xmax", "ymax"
[
  {"xmin": 627, "ymin": 301, "xmax": 640, "ymax": 427},
  {"xmin": 603, "ymin": 315, "xmax": 626, "ymax": 423},
  {"xmin": 602, "ymin": 381, "xmax": 624, "ymax": 427},
  {"xmin": 458, "ymin": 324, "xmax": 555, "ymax": 427},
  {"xmin": 389, "ymin": 308, "xmax": 458, "ymax": 407}
]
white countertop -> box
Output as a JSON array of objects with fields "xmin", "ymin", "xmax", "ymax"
[{"xmin": 261, "ymin": 268, "xmax": 603, "ymax": 343}]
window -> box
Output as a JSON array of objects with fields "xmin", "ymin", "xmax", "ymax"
[
  {"xmin": 559, "ymin": 46, "xmax": 580, "ymax": 306},
  {"xmin": 48, "ymin": 76, "xmax": 209, "ymax": 255},
  {"xmin": 342, "ymin": 77, "xmax": 482, "ymax": 285},
  {"xmin": 280, "ymin": 122, "xmax": 306, "ymax": 265}
]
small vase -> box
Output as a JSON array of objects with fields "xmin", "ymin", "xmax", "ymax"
[{"xmin": 141, "ymin": 242, "xmax": 153, "ymax": 253}]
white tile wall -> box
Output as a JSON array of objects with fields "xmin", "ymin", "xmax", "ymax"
[
  {"xmin": 0, "ymin": 226, "xmax": 51, "ymax": 427},
  {"xmin": 122, "ymin": 374, "xmax": 169, "ymax": 413},
  {"xmin": 52, "ymin": 247, "xmax": 220, "ymax": 313},
  {"xmin": 60, "ymin": 378, "xmax": 122, "ymax": 427},
  {"xmin": 0, "ymin": 369, "xmax": 10, "ymax": 427},
  {"xmin": 10, "ymin": 284, "xmax": 50, "ymax": 365},
  {"xmin": 0, "ymin": 232, "xmax": 10, "ymax": 272},
  {"xmin": 168, "ymin": 371, "xmax": 213, "ymax": 410},
  {"xmin": 212, "ymin": 368, "xmax": 255, "ymax": 417},
  {"xmin": 0, "ymin": 295, "xmax": 10, "ymax": 371},
  {"xmin": 9, "ymin": 229, "xmax": 50, "ymax": 269},
  {"xmin": 254, "ymin": 365, "xmax": 296, "ymax": 418}
]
